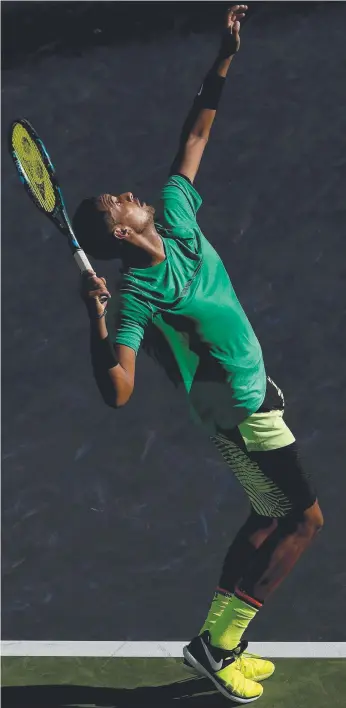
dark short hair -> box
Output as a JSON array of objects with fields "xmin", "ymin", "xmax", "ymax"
[{"xmin": 72, "ymin": 197, "xmax": 120, "ymax": 260}]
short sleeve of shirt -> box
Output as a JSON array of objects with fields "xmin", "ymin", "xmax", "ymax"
[
  {"xmin": 160, "ymin": 175, "xmax": 203, "ymax": 236},
  {"xmin": 106, "ymin": 290, "xmax": 153, "ymax": 355}
]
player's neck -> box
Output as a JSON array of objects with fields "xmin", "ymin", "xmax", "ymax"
[{"xmin": 123, "ymin": 225, "xmax": 165, "ymax": 269}]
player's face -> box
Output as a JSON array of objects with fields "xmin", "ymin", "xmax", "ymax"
[{"xmin": 101, "ymin": 192, "xmax": 155, "ymax": 236}]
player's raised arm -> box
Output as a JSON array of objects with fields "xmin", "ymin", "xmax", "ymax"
[{"xmin": 170, "ymin": 5, "xmax": 248, "ymax": 184}]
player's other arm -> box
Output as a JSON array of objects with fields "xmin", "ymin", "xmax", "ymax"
[
  {"xmin": 81, "ymin": 273, "xmax": 134, "ymax": 408},
  {"xmin": 170, "ymin": 5, "xmax": 247, "ymax": 184}
]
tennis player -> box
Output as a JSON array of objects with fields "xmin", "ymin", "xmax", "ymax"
[{"xmin": 74, "ymin": 6, "xmax": 323, "ymax": 702}]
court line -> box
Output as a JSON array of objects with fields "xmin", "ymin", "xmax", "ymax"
[{"xmin": 2, "ymin": 641, "xmax": 346, "ymax": 658}]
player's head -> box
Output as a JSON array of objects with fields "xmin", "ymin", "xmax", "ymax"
[{"xmin": 73, "ymin": 192, "xmax": 156, "ymax": 261}]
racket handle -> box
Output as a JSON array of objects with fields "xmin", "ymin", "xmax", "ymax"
[
  {"xmin": 74, "ymin": 249, "xmax": 111, "ymax": 305},
  {"xmin": 73, "ymin": 249, "xmax": 93, "ymax": 273}
]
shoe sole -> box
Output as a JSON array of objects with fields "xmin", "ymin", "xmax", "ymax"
[
  {"xmin": 183, "ymin": 647, "xmax": 263, "ymax": 704},
  {"xmin": 183, "ymin": 658, "xmax": 273, "ymax": 682}
]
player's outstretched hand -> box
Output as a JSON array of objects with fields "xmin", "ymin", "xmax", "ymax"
[
  {"xmin": 219, "ymin": 5, "xmax": 248, "ymax": 57},
  {"xmin": 80, "ymin": 270, "xmax": 111, "ymax": 318}
]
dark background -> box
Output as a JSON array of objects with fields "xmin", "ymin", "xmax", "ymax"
[{"xmin": 2, "ymin": 1, "xmax": 346, "ymax": 642}]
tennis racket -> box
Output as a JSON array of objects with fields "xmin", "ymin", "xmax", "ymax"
[{"xmin": 9, "ymin": 117, "xmax": 109, "ymax": 303}]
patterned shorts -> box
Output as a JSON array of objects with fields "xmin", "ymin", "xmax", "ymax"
[{"xmin": 210, "ymin": 377, "xmax": 317, "ymax": 518}]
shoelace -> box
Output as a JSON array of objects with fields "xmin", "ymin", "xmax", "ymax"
[
  {"xmin": 234, "ymin": 642, "xmax": 264, "ymax": 675},
  {"xmin": 220, "ymin": 639, "xmax": 248, "ymax": 664}
]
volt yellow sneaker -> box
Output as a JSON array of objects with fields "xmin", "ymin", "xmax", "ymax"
[
  {"xmin": 235, "ymin": 646, "xmax": 275, "ymax": 682},
  {"xmin": 183, "ymin": 632, "xmax": 263, "ymax": 703},
  {"xmin": 183, "ymin": 634, "xmax": 275, "ymax": 683}
]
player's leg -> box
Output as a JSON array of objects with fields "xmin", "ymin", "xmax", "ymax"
[
  {"xmin": 237, "ymin": 498, "xmax": 323, "ymax": 602},
  {"xmin": 184, "ymin": 378, "xmax": 321, "ymax": 697},
  {"xmin": 185, "ymin": 509, "xmax": 278, "ymax": 684},
  {"xmin": 209, "ymin": 388, "xmax": 322, "ymax": 653},
  {"xmin": 184, "ymin": 379, "xmax": 286, "ymax": 689},
  {"xmin": 185, "ymin": 496, "xmax": 322, "ymax": 698},
  {"xmin": 218, "ymin": 512, "xmax": 278, "ymax": 591},
  {"xmin": 199, "ymin": 511, "xmax": 278, "ymax": 635},
  {"xmin": 199, "ymin": 376, "xmax": 289, "ymax": 633},
  {"xmin": 211, "ymin": 496, "xmax": 323, "ymax": 652}
]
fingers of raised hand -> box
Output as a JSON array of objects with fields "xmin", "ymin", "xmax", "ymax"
[
  {"xmin": 228, "ymin": 4, "xmax": 248, "ymax": 13},
  {"xmin": 227, "ymin": 5, "xmax": 248, "ymax": 26}
]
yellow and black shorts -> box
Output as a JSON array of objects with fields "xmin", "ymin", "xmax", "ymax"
[{"xmin": 210, "ymin": 377, "xmax": 317, "ymax": 518}]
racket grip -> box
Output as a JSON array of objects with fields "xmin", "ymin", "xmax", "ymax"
[
  {"xmin": 73, "ymin": 249, "xmax": 93, "ymax": 272},
  {"xmin": 74, "ymin": 249, "xmax": 111, "ymax": 304}
]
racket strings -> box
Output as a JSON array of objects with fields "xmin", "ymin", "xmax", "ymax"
[{"xmin": 11, "ymin": 123, "xmax": 56, "ymax": 213}]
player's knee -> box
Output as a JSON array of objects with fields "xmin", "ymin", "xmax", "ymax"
[
  {"xmin": 294, "ymin": 501, "xmax": 324, "ymax": 538},
  {"xmin": 279, "ymin": 501, "xmax": 324, "ymax": 537},
  {"xmin": 303, "ymin": 501, "xmax": 324, "ymax": 535}
]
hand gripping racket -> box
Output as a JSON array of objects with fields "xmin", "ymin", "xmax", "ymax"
[{"xmin": 9, "ymin": 118, "xmax": 109, "ymax": 303}]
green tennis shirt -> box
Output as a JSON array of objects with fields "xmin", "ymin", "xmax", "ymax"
[{"xmin": 107, "ymin": 175, "xmax": 266, "ymax": 433}]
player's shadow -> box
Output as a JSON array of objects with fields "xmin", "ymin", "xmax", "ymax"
[{"xmin": 2, "ymin": 676, "xmax": 240, "ymax": 707}]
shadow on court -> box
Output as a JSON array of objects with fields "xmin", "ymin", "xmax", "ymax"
[
  {"xmin": 2, "ymin": 677, "xmax": 233, "ymax": 708},
  {"xmin": 3, "ymin": 659, "xmax": 346, "ymax": 706}
]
